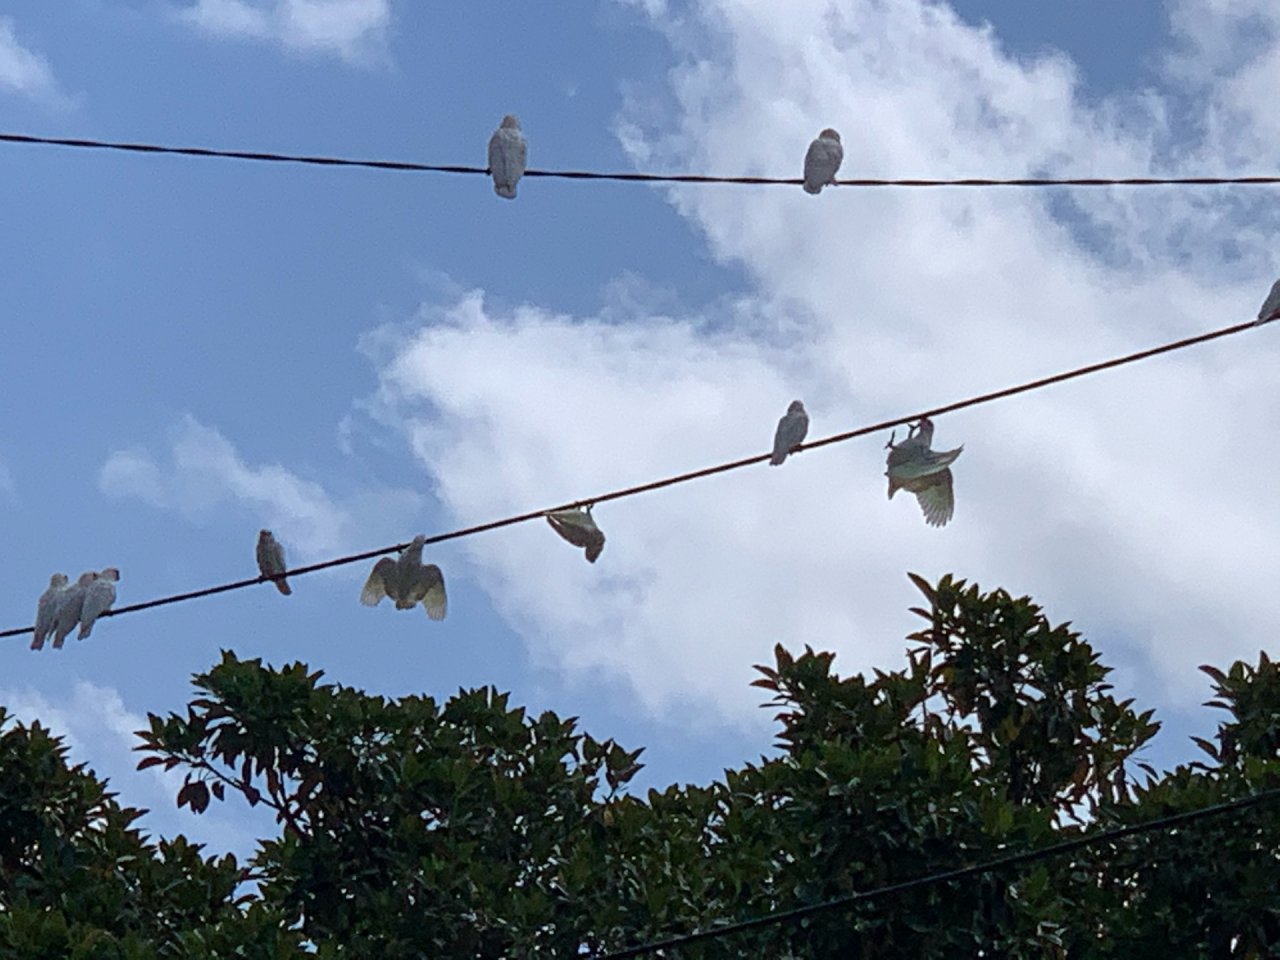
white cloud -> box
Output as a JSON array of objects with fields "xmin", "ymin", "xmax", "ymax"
[
  {"xmin": 0, "ymin": 17, "xmax": 66, "ymax": 104},
  {"xmin": 99, "ymin": 415, "xmax": 424, "ymax": 560},
  {"xmin": 365, "ymin": 0, "xmax": 1280, "ymax": 732},
  {"xmin": 177, "ymin": 0, "xmax": 392, "ymax": 64},
  {"xmin": 616, "ymin": 0, "xmax": 668, "ymax": 17}
]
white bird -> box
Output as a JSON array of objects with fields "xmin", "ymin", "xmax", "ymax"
[
  {"xmin": 256, "ymin": 530, "xmax": 291, "ymax": 595},
  {"xmin": 78, "ymin": 568, "xmax": 120, "ymax": 640},
  {"xmin": 31, "ymin": 573, "xmax": 69, "ymax": 651},
  {"xmin": 1257, "ymin": 278, "xmax": 1280, "ymax": 326},
  {"xmin": 885, "ymin": 417, "xmax": 963, "ymax": 527},
  {"xmin": 546, "ymin": 506, "xmax": 606, "ymax": 563},
  {"xmin": 770, "ymin": 400, "xmax": 810, "ymax": 466},
  {"xmin": 488, "ymin": 114, "xmax": 527, "ymax": 200},
  {"xmin": 802, "ymin": 128, "xmax": 843, "ymax": 195},
  {"xmin": 51, "ymin": 572, "xmax": 97, "ymax": 649},
  {"xmin": 361, "ymin": 535, "xmax": 448, "ymax": 621}
]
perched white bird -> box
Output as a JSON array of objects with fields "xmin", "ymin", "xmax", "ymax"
[
  {"xmin": 802, "ymin": 128, "xmax": 843, "ymax": 195},
  {"xmin": 770, "ymin": 400, "xmax": 810, "ymax": 466},
  {"xmin": 1257, "ymin": 278, "xmax": 1280, "ymax": 326},
  {"xmin": 51, "ymin": 572, "xmax": 97, "ymax": 649},
  {"xmin": 545, "ymin": 506, "xmax": 606, "ymax": 563},
  {"xmin": 78, "ymin": 568, "xmax": 120, "ymax": 640},
  {"xmin": 488, "ymin": 114, "xmax": 527, "ymax": 200},
  {"xmin": 31, "ymin": 573, "xmax": 69, "ymax": 651},
  {"xmin": 885, "ymin": 417, "xmax": 963, "ymax": 527},
  {"xmin": 361, "ymin": 535, "xmax": 448, "ymax": 621},
  {"xmin": 256, "ymin": 530, "xmax": 291, "ymax": 595}
]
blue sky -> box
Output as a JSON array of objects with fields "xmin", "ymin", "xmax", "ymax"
[{"xmin": 1, "ymin": 0, "xmax": 1279, "ymax": 856}]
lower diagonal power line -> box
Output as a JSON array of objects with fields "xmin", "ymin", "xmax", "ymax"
[
  {"xmin": 0, "ymin": 318, "xmax": 1261, "ymax": 640},
  {"xmin": 592, "ymin": 787, "xmax": 1280, "ymax": 959}
]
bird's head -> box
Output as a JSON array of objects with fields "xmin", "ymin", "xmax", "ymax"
[
  {"xmin": 787, "ymin": 400, "xmax": 806, "ymax": 415},
  {"xmin": 259, "ymin": 529, "xmax": 273, "ymax": 541},
  {"xmin": 501, "ymin": 115, "xmax": 521, "ymax": 130},
  {"xmin": 76, "ymin": 571, "xmax": 98, "ymax": 586},
  {"xmin": 819, "ymin": 128, "xmax": 841, "ymax": 142},
  {"xmin": 49, "ymin": 573, "xmax": 69, "ymax": 588},
  {"xmin": 914, "ymin": 417, "xmax": 936, "ymax": 443},
  {"xmin": 100, "ymin": 568, "xmax": 121, "ymax": 582}
]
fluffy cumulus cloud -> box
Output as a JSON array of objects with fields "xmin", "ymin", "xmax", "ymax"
[
  {"xmin": 366, "ymin": 0, "xmax": 1280, "ymax": 731},
  {"xmin": 99, "ymin": 415, "xmax": 423, "ymax": 560},
  {"xmin": 0, "ymin": 16, "xmax": 65, "ymax": 104},
  {"xmin": 178, "ymin": 0, "xmax": 391, "ymax": 64}
]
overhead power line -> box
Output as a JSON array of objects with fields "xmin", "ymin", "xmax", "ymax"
[
  {"xmin": 0, "ymin": 317, "xmax": 1261, "ymax": 641},
  {"xmin": 5, "ymin": 131, "xmax": 1280, "ymax": 189},
  {"xmin": 591, "ymin": 786, "xmax": 1280, "ymax": 959}
]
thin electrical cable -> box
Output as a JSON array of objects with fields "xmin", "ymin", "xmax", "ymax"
[
  {"xmin": 591, "ymin": 786, "xmax": 1280, "ymax": 959},
  {"xmin": 5, "ymin": 131, "xmax": 1280, "ymax": 188},
  {"xmin": 0, "ymin": 317, "xmax": 1264, "ymax": 640}
]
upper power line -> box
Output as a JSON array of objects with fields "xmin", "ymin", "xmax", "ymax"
[
  {"xmin": 0, "ymin": 316, "xmax": 1263, "ymax": 641},
  {"xmin": 5, "ymin": 131, "xmax": 1280, "ymax": 189}
]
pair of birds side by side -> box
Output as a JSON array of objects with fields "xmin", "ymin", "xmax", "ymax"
[
  {"xmin": 486, "ymin": 117, "xmax": 845, "ymax": 200},
  {"xmin": 32, "ymin": 567, "xmax": 120, "ymax": 650},
  {"xmin": 769, "ymin": 399, "xmax": 962, "ymax": 527}
]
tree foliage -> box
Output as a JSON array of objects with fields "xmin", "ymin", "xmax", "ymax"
[
  {"xmin": 2, "ymin": 573, "xmax": 1278, "ymax": 957},
  {"xmin": 0, "ymin": 709, "xmax": 296, "ymax": 958}
]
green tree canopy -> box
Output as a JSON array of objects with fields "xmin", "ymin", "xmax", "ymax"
[{"xmin": 3, "ymin": 573, "xmax": 1277, "ymax": 957}]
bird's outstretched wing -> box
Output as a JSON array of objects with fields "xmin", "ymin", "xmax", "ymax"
[
  {"xmin": 909, "ymin": 470, "xmax": 955, "ymax": 527},
  {"xmin": 360, "ymin": 557, "xmax": 397, "ymax": 606},
  {"xmin": 414, "ymin": 564, "xmax": 448, "ymax": 621},
  {"xmin": 887, "ymin": 444, "xmax": 964, "ymax": 481}
]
